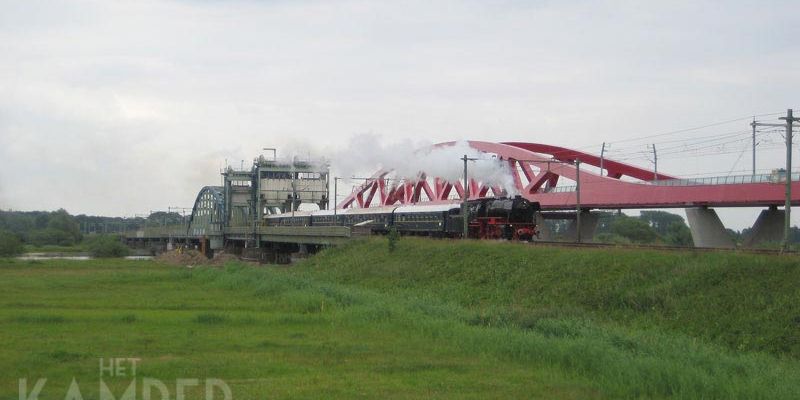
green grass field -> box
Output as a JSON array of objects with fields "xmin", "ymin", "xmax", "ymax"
[{"xmin": 2, "ymin": 238, "xmax": 800, "ymax": 399}]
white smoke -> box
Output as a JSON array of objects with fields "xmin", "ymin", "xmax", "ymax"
[
  {"xmin": 331, "ymin": 135, "xmax": 518, "ymax": 197},
  {"xmin": 257, "ymin": 135, "xmax": 519, "ymax": 197}
]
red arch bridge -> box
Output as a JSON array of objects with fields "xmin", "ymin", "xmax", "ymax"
[{"xmin": 338, "ymin": 141, "xmax": 800, "ymax": 248}]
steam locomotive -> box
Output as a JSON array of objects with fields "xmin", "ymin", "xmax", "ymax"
[{"xmin": 264, "ymin": 196, "xmax": 541, "ymax": 240}]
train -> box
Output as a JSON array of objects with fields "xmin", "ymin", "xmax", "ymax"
[{"xmin": 265, "ymin": 196, "xmax": 541, "ymax": 240}]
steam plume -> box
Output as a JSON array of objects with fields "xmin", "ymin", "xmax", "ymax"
[{"xmin": 331, "ymin": 135, "xmax": 518, "ymax": 196}]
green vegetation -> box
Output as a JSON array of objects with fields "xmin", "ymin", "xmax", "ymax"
[
  {"xmin": 387, "ymin": 226, "xmax": 400, "ymax": 252},
  {"xmin": 547, "ymin": 210, "xmax": 694, "ymax": 246},
  {"xmin": 609, "ymin": 215, "xmax": 659, "ymax": 243},
  {"xmin": 662, "ymin": 221, "xmax": 693, "ymax": 246},
  {"xmin": 84, "ymin": 234, "xmax": 130, "ymax": 258},
  {"xmin": 0, "ymin": 259, "xmax": 598, "ymax": 399},
  {"xmin": 0, "ymin": 209, "xmax": 149, "ymax": 257},
  {"xmin": 2, "ymin": 239, "xmax": 800, "ymax": 398},
  {"xmin": 604, "ymin": 210, "xmax": 692, "ymax": 245},
  {"xmin": 0, "ymin": 209, "xmax": 83, "ymax": 246},
  {"xmin": 304, "ymin": 239, "xmax": 800, "ymax": 358},
  {"xmin": 0, "ymin": 230, "xmax": 23, "ymax": 256},
  {"xmin": 0, "ymin": 208, "xmax": 177, "ymax": 244}
]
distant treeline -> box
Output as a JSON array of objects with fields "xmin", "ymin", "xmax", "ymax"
[
  {"xmin": 77, "ymin": 211, "xmax": 187, "ymax": 235},
  {"xmin": 0, "ymin": 210, "xmax": 187, "ymax": 255}
]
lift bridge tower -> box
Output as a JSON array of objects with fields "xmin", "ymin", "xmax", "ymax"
[{"xmin": 222, "ymin": 150, "xmax": 330, "ymax": 229}]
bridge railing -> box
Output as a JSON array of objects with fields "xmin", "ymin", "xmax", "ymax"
[
  {"xmin": 652, "ymin": 172, "xmax": 800, "ymax": 187},
  {"xmin": 542, "ymin": 172, "xmax": 800, "ymax": 194}
]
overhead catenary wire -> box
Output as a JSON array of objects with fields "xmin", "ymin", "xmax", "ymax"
[
  {"xmin": 607, "ymin": 137, "xmax": 756, "ymax": 160},
  {"xmin": 604, "ymin": 128, "xmax": 786, "ymax": 162},
  {"xmin": 656, "ymin": 144, "xmax": 786, "ymax": 161},
  {"xmin": 535, "ymin": 111, "xmax": 797, "ymax": 182},
  {"xmin": 607, "ymin": 112, "xmax": 784, "ymax": 144},
  {"xmin": 606, "ymin": 143, "xmax": 787, "ymax": 163},
  {"xmin": 649, "ymin": 137, "xmax": 753, "ymax": 156},
  {"xmin": 560, "ymin": 111, "xmax": 788, "ymax": 155},
  {"xmin": 726, "ymin": 141, "xmax": 751, "ymax": 176},
  {"xmin": 605, "ymin": 129, "xmax": 750, "ymax": 153},
  {"xmin": 605, "ymin": 129, "xmax": 779, "ymax": 157}
]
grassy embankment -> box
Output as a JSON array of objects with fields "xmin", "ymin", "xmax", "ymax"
[
  {"xmin": 1, "ymin": 238, "xmax": 799, "ymax": 399},
  {"xmin": 302, "ymin": 238, "xmax": 800, "ymax": 358}
]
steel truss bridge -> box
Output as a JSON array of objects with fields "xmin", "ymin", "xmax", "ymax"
[{"xmin": 128, "ymin": 140, "xmax": 800, "ymax": 254}]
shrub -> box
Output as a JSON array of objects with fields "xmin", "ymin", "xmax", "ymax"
[
  {"xmin": 85, "ymin": 235, "xmax": 130, "ymax": 258},
  {"xmin": 664, "ymin": 221, "xmax": 693, "ymax": 246},
  {"xmin": 0, "ymin": 230, "xmax": 24, "ymax": 256},
  {"xmin": 47, "ymin": 209, "xmax": 82, "ymax": 243},
  {"xmin": 611, "ymin": 216, "xmax": 658, "ymax": 243},
  {"xmin": 387, "ymin": 227, "xmax": 400, "ymax": 252},
  {"xmin": 28, "ymin": 228, "xmax": 76, "ymax": 246}
]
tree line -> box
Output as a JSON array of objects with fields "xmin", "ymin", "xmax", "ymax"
[{"xmin": 0, "ymin": 209, "xmax": 186, "ymax": 256}]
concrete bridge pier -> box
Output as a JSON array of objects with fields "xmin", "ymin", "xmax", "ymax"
[
  {"xmin": 534, "ymin": 213, "xmax": 553, "ymax": 241},
  {"xmin": 743, "ymin": 206, "xmax": 784, "ymax": 247},
  {"xmin": 563, "ymin": 210, "xmax": 599, "ymax": 242},
  {"xmin": 685, "ymin": 207, "xmax": 735, "ymax": 248}
]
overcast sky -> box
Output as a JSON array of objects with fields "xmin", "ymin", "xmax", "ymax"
[{"xmin": 1, "ymin": 0, "xmax": 798, "ymax": 229}]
